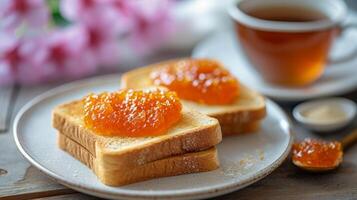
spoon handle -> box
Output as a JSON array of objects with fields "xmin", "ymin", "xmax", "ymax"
[{"xmin": 341, "ymin": 128, "xmax": 357, "ymax": 150}]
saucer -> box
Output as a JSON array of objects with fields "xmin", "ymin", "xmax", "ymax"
[{"xmin": 192, "ymin": 13, "xmax": 357, "ymax": 101}]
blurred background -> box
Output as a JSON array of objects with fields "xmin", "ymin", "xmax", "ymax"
[
  {"xmin": 0, "ymin": 0, "xmax": 356, "ymax": 86},
  {"xmin": 0, "ymin": 0, "xmax": 231, "ymax": 86}
]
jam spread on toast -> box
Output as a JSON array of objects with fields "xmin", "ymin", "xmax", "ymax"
[
  {"xmin": 83, "ymin": 89, "xmax": 182, "ymax": 137},
  {"xmin": 150, "ymin": 59, "xmax": 239, "ymax": 105},
  {"xmin": 292, "ymin": 138, "xmax": 342, "ymax": 168}
]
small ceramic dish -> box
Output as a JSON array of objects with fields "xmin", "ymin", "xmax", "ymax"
[{"xmin": 293, "ymin": 98, "xmax": 356, "ymax": 132}]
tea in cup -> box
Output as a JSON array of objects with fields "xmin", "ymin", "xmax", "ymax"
[{"xmin": 229, "ymin": 0, "xmax": 353, "ymax": 86}]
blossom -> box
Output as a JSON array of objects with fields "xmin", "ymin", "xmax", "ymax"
[
  {"xmin": 41, "ymin": 27, "xmax": 98, "ymax": 81},
  {"xmin": 60, "ymin": 0, "xmax": 103, "ymax": 22},
  {"xmin": 0, "ymin": 34, "xmax": 46, "ymax": 85},
  {"xmin": 0, "ymin": 0, "xmax": 176, "ymax": 86},
  {"xmin": 0, "ymin": 27, "xmax": 99, "ymax": 85},
  {"xmin": 108, "ymin": 0, "xmax": 137, "ymax": 32},
  {"xmin": 62, "ymin": 6, "xmax": 123, "ymax": 70},
  {"xmin": 82, "ymin": 22, "xmax": 120, "ymax": 68},
  {"xmin": 0, "ymin": 34, "xmax": 18, "ymax": 85},
  {"xmin": 60, "ymin": 0, "xmax": 129, "ymax": 33},
  {"xmin": 110, "ymin": 0, "xmax": 134, "ymax": 17},
  {"xmin": 60, "ymin": 0, "xmax": 175, "ymax": 59},
  {"xmin": 0, "ymin": 0, "xmax": 49, "ymax": 32},
  {"xmin": 127, "ymin": 0, "xmax": 175, "ymax": 54},
  {"xmin": 60, "ymin": 0, "xmax": 122, "ymax": 69}
]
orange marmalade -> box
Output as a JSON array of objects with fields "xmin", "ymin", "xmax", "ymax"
[
  {"xmin": 292, "ymin": 138, "xmax": 342, "ymax": 168},
  {"xmin": 83, "ymin": 89, "xmax": 182, "ymax": 137},
  {"xmin": 150, "ymin": 59, "xmax": 239, "ymax": 105}
]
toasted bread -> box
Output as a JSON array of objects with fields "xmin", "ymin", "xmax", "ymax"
[
  {"xmin": 52, "ymin": 99, "xmax": 222, "ymax": 170},
  {"xmin": 121, "ymin": 58, "xmax": 266, "ymax": 135},
  {"xmin": 58, "ymin": 133, "xmax": 219, "ymax": 186},
  {"xmin": 220, "ymin": 121, "xmax": 261, "ymax": 136}
]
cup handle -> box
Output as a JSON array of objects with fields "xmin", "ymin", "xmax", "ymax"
[{"xmin": 328, "ymin": 23, "xmax": 357, "ymax": 64}]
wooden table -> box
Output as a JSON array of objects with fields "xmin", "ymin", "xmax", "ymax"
[{"xmin": 0, "ymin": 74, "xmax": 356, "ymax": 200}]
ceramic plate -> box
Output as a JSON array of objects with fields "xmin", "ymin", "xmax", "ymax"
[
  {"xmin": 14, "ymin": 74, "xmax": 292, "ymax": 200},
  {"xmin": 192, "ymin": 14, "xmax": 357, "ymax": 101}
]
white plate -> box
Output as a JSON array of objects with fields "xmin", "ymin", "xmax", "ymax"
[
  {"xmin": 192, "ymin": 14, "xmax": 357, "ymax": 101},
  {"xmin": 14, "ymin": 74, "xmax": 292, "ymax": 200}
]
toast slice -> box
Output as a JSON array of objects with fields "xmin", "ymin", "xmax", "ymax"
[
  {"xmin": 52, "ymin": 99, "xmax": 222, "ymax": 170},
  {"xmin": 120, "ymin": 58, "xmax": 266, "ymax": 135},
  {"xmin": 221, "ymin": 121, "xmax": 261, "ymax": 136},
  {"xmin": 58, "ymin": 133, "xmax": 219, "ymax": 186}
]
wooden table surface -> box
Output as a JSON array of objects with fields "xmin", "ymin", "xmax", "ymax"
[{"xmin": 0, "ymin": 73, "xmax": 356, "ymax": 200}]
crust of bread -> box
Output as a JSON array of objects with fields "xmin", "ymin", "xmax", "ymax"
[
  {"xmin": 58, "ymin": 133, "xmax": 219, "ymax": 186},
  {"xmin": 120, "ymin": 58, "xmax": 266, "ymax": 135},
  {"xmin": 52, "ymin": 100, "xmax": 222, "ymax": 170},
  {"xmin": 220, "ymin": 121, "xmax": 261, "ymax": 136}
]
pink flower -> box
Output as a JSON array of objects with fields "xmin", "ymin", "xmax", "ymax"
[
  {"xmin": 0, "ymin": 27, "xmax": 100, "ymax": 86},
  {"xmin": 127, "ymin": 0, "xmax": 175, "ymax": 54},
  {"xmin": 60, "ymin": 0, "xmax": 128, "ymax": 31},
  {"xmin": 60, "ymin": 0, "xmax": 175, "ymax": 62},
  {"xmin": 110, "ymin": 0, "xmax": 133, "ymax": 17},
  {"xmin": 0, "ymin": 0, "xmax": 49, "ymax": 32},
  {"xmin": 61, "ymin": 9, "xmax": 122, "ymax": 70},
  {"xmin": 82, "ymin": 21, "xmax": 120, "ymax": 68},
  {"xmin": 108, "ymin": 0, "xmax": 137, "ymax": 32},
  {"xmin": 41, "ymin": 27, "xmax": 98, "ymax": 81},
  {"xmin": 60, "ymin": 0, "xmax": 103, "ymax": 22},
  {"xmin": 0, "ymin": 0, "xmax": 176, "ymax": 86},
  {"xmin": 0, "ymin": 34, "xmax": 18, "ymax": 85},
  {"xmin": 0, "ymin": 34, "xmax": 46, "ymax": 85}
]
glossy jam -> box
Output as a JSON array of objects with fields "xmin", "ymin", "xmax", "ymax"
[
  {"xmin": 150, "ymin": 59, "xmax": 239, "ymax": 105},
  {"xmin": 292, "ymin": 138, "xmax": 342, "ymax": 168},
  {"xmin": 83, "ymin": 89, "xmax": 182, "ymax": 137}
]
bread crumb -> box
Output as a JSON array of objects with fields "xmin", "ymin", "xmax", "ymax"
[
  {"xmin": 221, "ymin": 150, "xmax": 265, "ymax": 177},
  {"xmin": 136, "ymin": 148, "xmax": 150, "ymax": 165},
  {"xmin": 257, "ymin": 149, "xmax": 265, "ymax": 161},
  {"xmin": 73, "ymin": 169, "xmax": 79, "ymax": 177},
  {"xmin": 182, "ymin": 157, "xmax": 200, "ymax": 172}
]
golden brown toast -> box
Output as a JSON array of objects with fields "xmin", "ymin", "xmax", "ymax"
[
  {"xmin": 58, "ymin": 133, "xmax": 219, "ymax": 186},
  {"xmin": 120, "ymin": 59, "xmax": 266, "ymax": 135},
  {"xmin": 52, "ymin": 99, "xmax": 222, "ymax": 170},
  {"xmin": 220, "ymin": 121, "xmax": 261, "ymax": 136}
]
